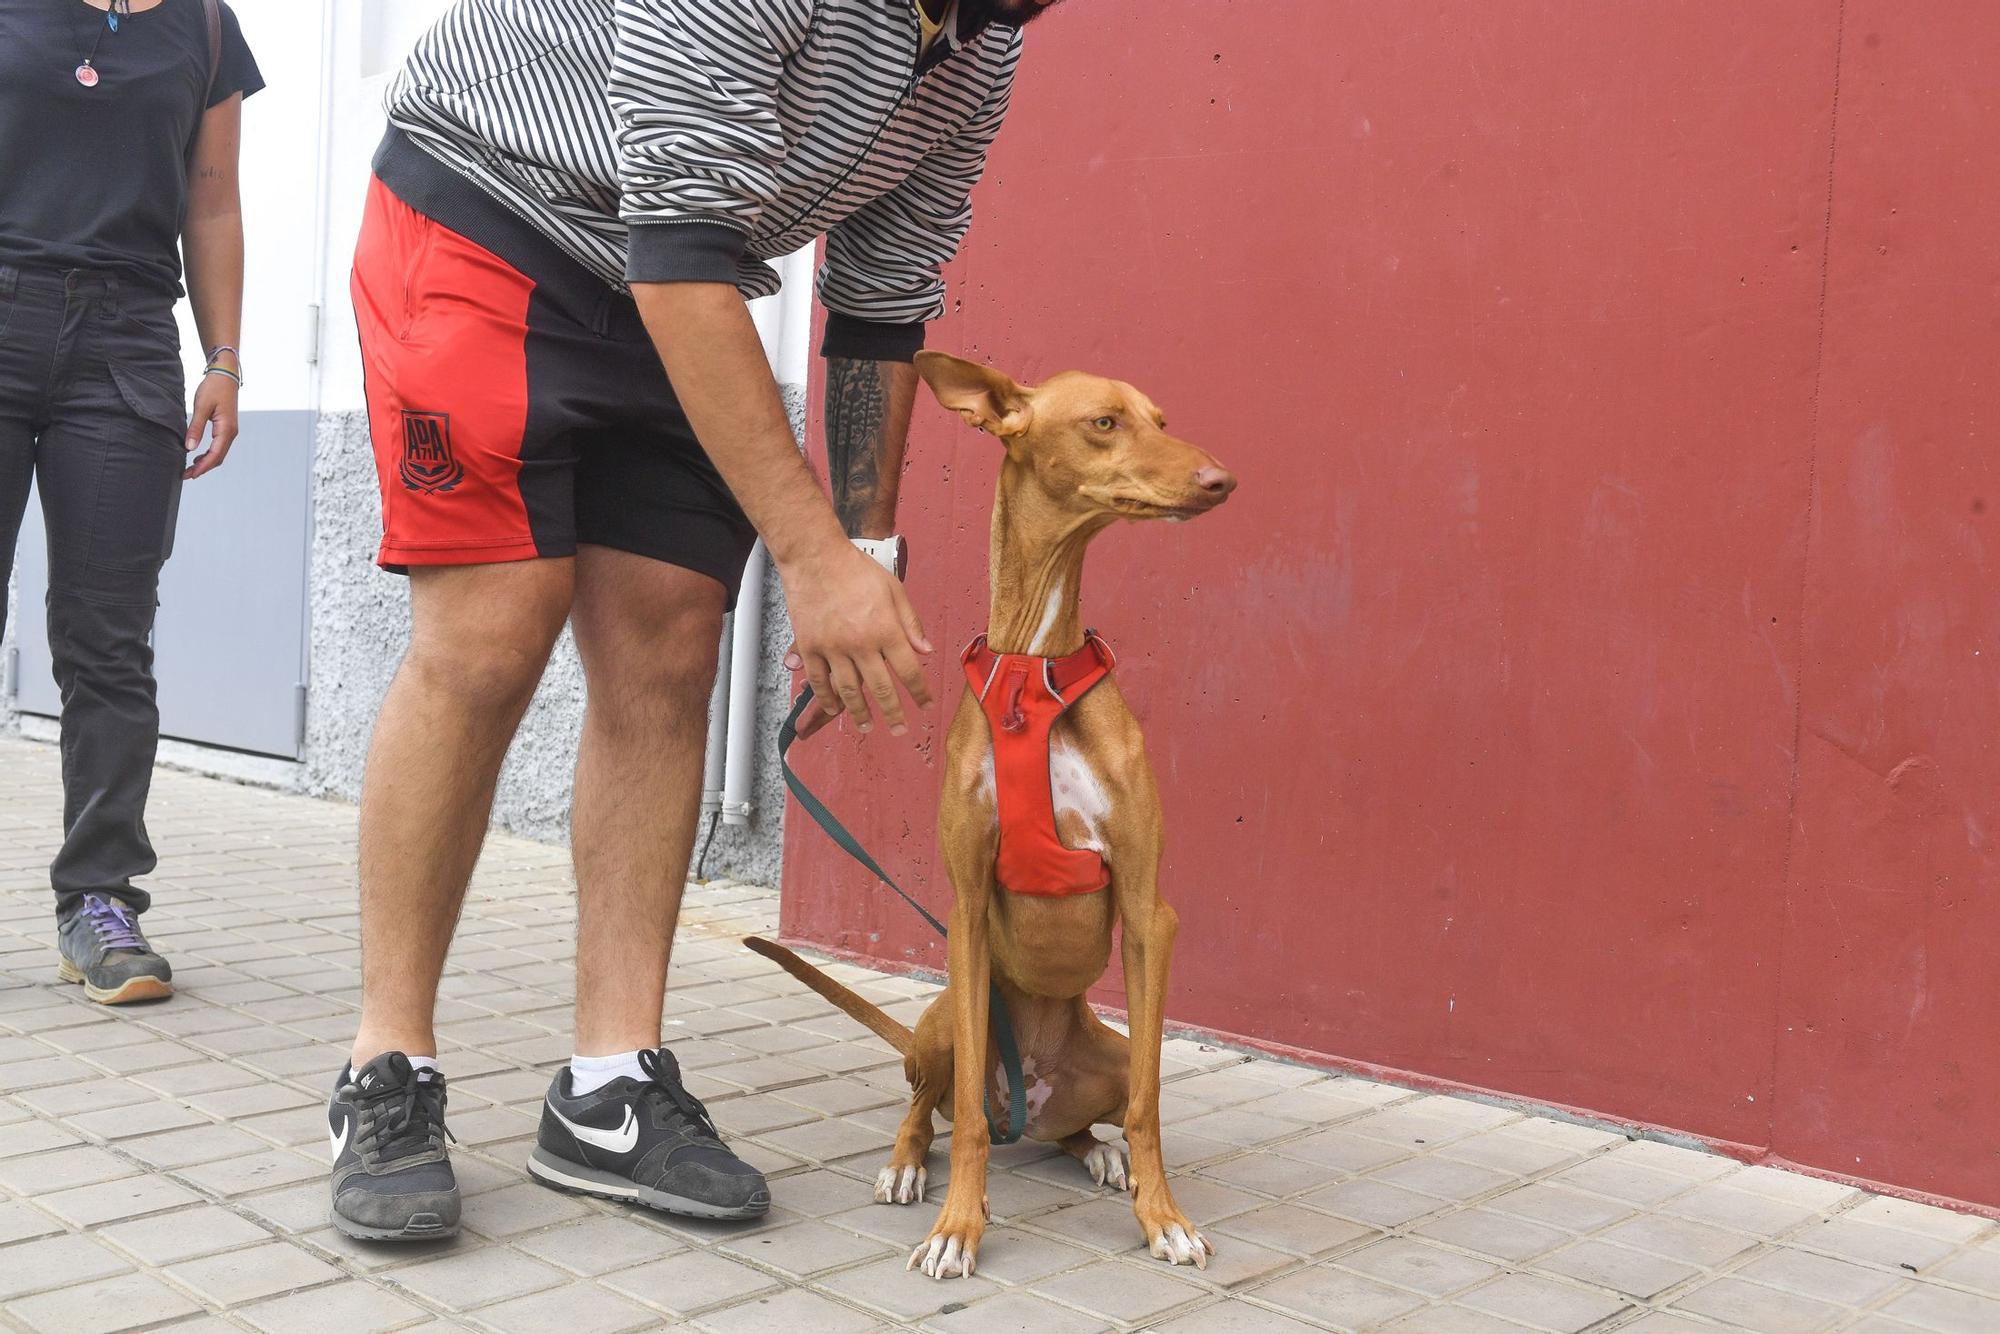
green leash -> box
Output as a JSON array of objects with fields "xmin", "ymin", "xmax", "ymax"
[{"xmin": 778, "ymin": 688, "xmax": 1031, "ymax": 1145}]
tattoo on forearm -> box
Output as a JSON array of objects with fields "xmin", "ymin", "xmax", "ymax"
[{"xmin": 825, "ymin": 358, "xmax": 888, "ymax": 537}]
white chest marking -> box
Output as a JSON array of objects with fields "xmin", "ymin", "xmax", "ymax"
[
  {"xmin": 1028, "ymin": 586, "xmax": 1065, "ymax": 655},
  {"xmin": 1048, "ymin": 739, "xmax": 1111, "ymax": 852}
]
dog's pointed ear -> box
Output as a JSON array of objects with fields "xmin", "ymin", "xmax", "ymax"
[{"xmin": 914, "ymin": 351, "xmax": 1033, "ymax": 439}]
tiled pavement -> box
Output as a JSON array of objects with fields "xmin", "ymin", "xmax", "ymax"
[{"xmin": 2, "ymin": 738, "xmax": 1998, "ymax": 1333}]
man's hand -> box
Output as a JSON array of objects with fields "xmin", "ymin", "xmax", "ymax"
[
  {"xmin": 784, "ymin": 541, "xmax": 933, "ymax": 738},
  {"xmin": 184, "ymin": 370, "xmax": 240, "ymax": 479}
]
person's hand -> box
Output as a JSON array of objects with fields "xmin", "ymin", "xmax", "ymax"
[
  {"xmin": 184, "ymin": 365, "xmax": 240, "ymax": 480},
  {"xmin": 782, "ymin": 540, "xmax": 933, "ymax": 740}
]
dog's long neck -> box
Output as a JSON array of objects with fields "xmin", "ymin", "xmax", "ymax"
[{"xmin": 986, "ymin": 460, "xmax": 1107, "ymax": 657}]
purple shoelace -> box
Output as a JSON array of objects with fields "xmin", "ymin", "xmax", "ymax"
[{"xmin": 81, "ymin": 896, "xmax": 146, "ymax": 952}]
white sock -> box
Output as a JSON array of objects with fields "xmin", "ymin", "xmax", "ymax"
[
  {"xmin": 569, "ymin": 1050, "xmax": 645, "ymax": 1096},
  {"xmin": 406, "ymin": 1055, "xmax": 440, "ymax": 1076}
]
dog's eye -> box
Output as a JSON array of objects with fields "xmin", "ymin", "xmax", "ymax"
[{"xmin": 1091, "ymin": 416, "xmax": 1117, "ymax": 431}]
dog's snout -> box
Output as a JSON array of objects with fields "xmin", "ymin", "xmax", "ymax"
[{"xmin": 1193, "ymin": 465, "xmax": 1237, "ymax": 499}]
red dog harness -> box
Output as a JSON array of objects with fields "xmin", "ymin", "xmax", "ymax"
[{"xmin": 961, "ymin": 631, "xmax": 1118, "ymax": 897}]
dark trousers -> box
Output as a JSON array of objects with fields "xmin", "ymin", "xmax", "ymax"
[{"xmin": 0, "ymin": 265, "xmax": 186, "ymax": 921}]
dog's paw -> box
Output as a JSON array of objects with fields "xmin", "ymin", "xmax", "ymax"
[
  {"xmin": 1136, "ymin": 1193, "xmax": 1215, "ymax": 1270},
  {"xmin": 908, "ymin": 1209, "xmax": 984, "ymax": 1280},
  {"xmin": 1082, "ymin": 1140, "xmax": 1130, "ymax": 1191},
  {"xmin": 874, "ymin": 1163, "xmax": 927, "ymax": 1205},
  {"xmin": 1147, "ymin": 1220, "xmax": 1215, "ymax": 1268}
]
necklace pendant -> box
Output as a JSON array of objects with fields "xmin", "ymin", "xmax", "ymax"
[
  {"xmin": 74, "ymin": 62, "xmax": 99, "ymax": 88},
  {"xmin": 106, "ymin": 11, "xmax": 119, "ymax": 31}
]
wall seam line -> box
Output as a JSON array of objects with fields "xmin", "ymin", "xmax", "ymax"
[{"xmin": 1770, "ymin": 0, "xmax": 1849, "ymax": 1157}]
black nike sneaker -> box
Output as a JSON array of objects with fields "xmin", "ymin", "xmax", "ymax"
[
  {"xmin": 327, "ymin": 1052, "xmax": 460, "ymax": 1241},
  {"xmin": 527, "ymin": 1047, "xmax": 769, "ymax": 1220}
]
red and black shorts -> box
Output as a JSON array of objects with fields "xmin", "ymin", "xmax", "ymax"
[{"xmin": 350, "ymin": 175, "xmax": 757, "ymax": 606}]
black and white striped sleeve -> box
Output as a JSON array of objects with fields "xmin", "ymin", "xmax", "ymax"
[
  {"xmin": 610, "ymin": 0, "xmax": 810, "ymax": 286},
  {"xmin": 816, "ymin": 37, "xmax": 1021, "ymax": 361}
]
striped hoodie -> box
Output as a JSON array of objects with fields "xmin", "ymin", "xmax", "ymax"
[{"xmin": 379, "ymin": 0, "xmax": 1025, "ymax": 358}]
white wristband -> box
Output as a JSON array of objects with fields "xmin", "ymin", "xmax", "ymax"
[{"xmin": 851, "ymin": 535, "xmax": 907, "ymax": 579}]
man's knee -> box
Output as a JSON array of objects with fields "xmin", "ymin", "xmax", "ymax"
[
  {"xmin": 401, "ymin": 561, "xmax": 573, "ymax": 710},
  {"xmin": 574, "ymin": 554, "xmax": 727, "ymax": 718}
]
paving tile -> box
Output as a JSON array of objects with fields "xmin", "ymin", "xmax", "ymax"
[
  {"xmin": 719, "ymin": 1217, "xmax": 894, "ymax": 1278},
  {"xmin": 0, "ymin": 1145, "xmax": 133, "ymax": 1193},
  {"xmin": 922, "ymin": 1289, "xmax": 1112, "ymax": 1333},
  {"xmin": 603, "ymin": 1249, "xmax": 783, "ymax": 1317},
  {"xmin": 695, "ymin": 1286, "xmax": 880, "ymax": 1334},
  {"xmin": 1458, "ymin": 1272, "xmax": 1629, "ymax": 1332},
  {"xmin": 1533, "ymin": 1238, "xmax": 1697, "ymax": 1299},
  {"xmin": 1928, "ymin": 1244, "xmax": 2000, "ymax": 1295},
  {"xmin": 1369, "ymin": 1155, "xmax": 1515, "ymax": 1203},
  {"xmin": 0, "ymin": 1198, "xmax": 65, "ymax": 1245},
  {"xmin": 1671, "ymin": 1275, "xmax": 1848, "ymax": 1331},
  {"xmin": 1876, "ymin": 1283, "xmax": 2000, "ymax": 1333},
  {"xmin": 1338, "ymin": 1237, "xmax": 1502, "ymax": 1297},
  {"xmin": 1794, "ymin": 1215, "xmax": 1958, "ymax": 1271},
  {"xmin": 167, "ymin": 1239, "xmax": 346, "ymax": 1306},
  {"xmin": 1033, "ymin": 1256, "xmax": 1211, "ymax": 1323},
  {"xmin": 179, "ymin": 1147, "xmax": 327, "ymax": 1197},
  {"xmin": 0, "ymin": 1231, "xmax": 132, "ymax": 1301},
  {"xmin": 1213, "ymin": 1202, "xmax": 1378, "ymax": 1257},
  {"xmin": 470, "ymin": 1282, "xmax": 659, "ymax": 1334},
  {"xmin": 458, "ymin": 1181, "xmax": 594, "ymax": 1239},
  {"xmin": 1736, "ymin": 1244, "xmax": 1905, "ymax": 1305},
  {"xmin": 5, "ymin": 1269, "xmax": 201, "ymax": 1334},
  {"xmin": 1380, "ymin": 1305, "xmax": 1542, "ymax": 1333},
  {"xmin": 813, "ymin": 1255, "xmax": 1000, "ymax": 1321},
  {"xmin": 1484, "ymin": 1181, "xmax": 1635, "ymax": 1233},
  {"xmin": 1195, "ymin": 1149, "xmax": 1342, "ymax": 1200},
  {"xmin": 1659, "ymin": 1181, "xmax": 1822, "ymax": 1236},
  {"xmin": 0, "ymin": 1118, "xmax": 82, "ymax": 1158},
  {"xmin": 1598, "ymin": 1211, "xmax": 1764, "ymax": 1267},
  {"xmin": 388, "ymin": 1244, "xmax": 571, "ymax": 1311},
  {"xmin": 1303, "ymin": 1178, "xmax": 1452, "ymax": 1228},
  {"xmin": 240, "ymin": 1279, "xmax": 432, "ymax": 1334},
  {"xmin": 123, "ymin": 1122, "xmax": 271, "ymax": 1170},
  {"xmin": 511, "ymin": 1214, "xmax": 686, "ymax": 1275},
  {"xmin": 1413, "ymin": 1207, "xmax": 1570, "ymax": 1264},
  {"xmin": 34, "ymin": 1172, "xmax": 202, "ymax": 1227},
  {"xmin": 1250, "ymin": 1262, "xmax": 1427, "ymax": 1327},
  {"xmin": 1547, "ymin": 1155, "xmax": 1692, "ymax": 1207},
  {"xmin": 1033, "ymin": 1195, "xmax": 1161, "ymax": 1254},
  {"xmin": 99, "ymin": 1202, "xmax": 276, "ymax": 1264},
  {"xmin": 1844, "ymin": 1194, "xmax": 1992, "ymax": 1243},
  {"xmin": 1152, "ymin": 1300, "xmax": 1321, "ymax": 1332}
]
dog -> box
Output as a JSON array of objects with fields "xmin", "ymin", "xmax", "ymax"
[{"xmin": 746, "ymin": 350, "xmax": 1237, "ymax": 1278}]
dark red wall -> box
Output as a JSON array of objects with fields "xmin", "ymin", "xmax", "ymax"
[{"xmin": 780, "ymin": 1, "xmax": 2000, "ymax": 1210}]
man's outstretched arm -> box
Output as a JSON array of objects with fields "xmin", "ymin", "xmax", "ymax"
[{"xmin": 633, "ymin": 283, "xmax": 933, "ymax": 736}]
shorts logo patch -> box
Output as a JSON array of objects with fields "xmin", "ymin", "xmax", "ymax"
[{"xmin": 398, "ymin": 411, "xmax": 463, "ymax": 494}]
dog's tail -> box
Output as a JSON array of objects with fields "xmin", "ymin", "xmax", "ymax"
[{"xmin": 741, "ymin": 936, "xmax": 913, "ymax": 1056}]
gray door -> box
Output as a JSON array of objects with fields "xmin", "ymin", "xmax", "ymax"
[{"xmin": 13, "ymin": 408, "xmax": 315, "ymax": 758}]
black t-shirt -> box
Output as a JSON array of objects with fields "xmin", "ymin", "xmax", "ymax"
[{"xmin": 0, "ymin": 0, "xmax": 263, "ymax": 296}]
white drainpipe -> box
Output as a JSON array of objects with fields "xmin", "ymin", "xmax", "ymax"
[
  {"xmin": 711, "ymin": 244, "xmax": 816, "ymax": 830},
  {"xmin": 720, "ymin": 545, "xmax": 766, "ymax": 826},
  {"xmin": 700, "ymin": 614, "xmax": 733, "ymax": 817}
]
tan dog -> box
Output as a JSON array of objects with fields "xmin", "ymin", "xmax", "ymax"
[{"xmin": 747, "ymin": 350, "xmax": 1236, "ymax": 1278}]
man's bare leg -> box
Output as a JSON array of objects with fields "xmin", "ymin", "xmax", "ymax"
[
  {"xmin": 567, "ymin": 544, "xmax": 724, "ymax": 1055},
  {"xmin": 349, "ymin": 560, "xmax": 575, "ymax": 1066}
]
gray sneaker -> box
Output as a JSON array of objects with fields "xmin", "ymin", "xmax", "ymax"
[
  {"xmin": 328, "ymin": 1052, "xmax": 460, "ymax": 1241},
  {"xmin": 528, "ymin": 1047, "xmax": 769, "ymax": 1219},
  {"xmin": 57, "ymin": 895, "xmax": 173, "ymax": 1004}
]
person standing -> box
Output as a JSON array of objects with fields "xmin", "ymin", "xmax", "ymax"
[
  {"xmin": 0, "ymin": 0, "xmax": 263, "ymax": 1003},
  {"xmin": 325, "ymin": 0, "xmax": 1064, "ymax": 1240}
]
